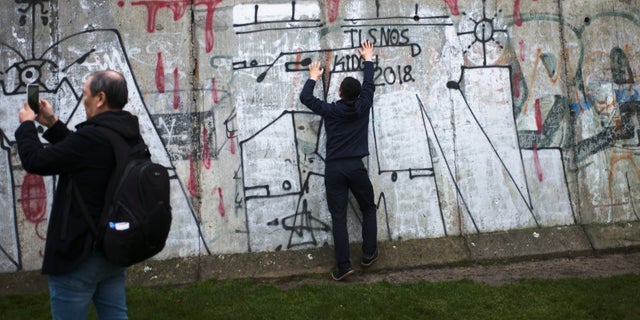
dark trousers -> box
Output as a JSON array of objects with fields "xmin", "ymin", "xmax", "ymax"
[{"xmin": 325, "ymin": 158, "xmax": 377, "ymax": 271}]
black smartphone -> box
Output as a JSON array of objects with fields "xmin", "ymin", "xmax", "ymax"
[{"xmin": 27, "ymin": 83, "xmax": 39, "ymax": 114}]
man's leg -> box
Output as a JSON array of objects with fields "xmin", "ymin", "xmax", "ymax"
[
  {"xmin": 49, "ymin": 252, "xmax": 128, "ymax": 320},
  {"xmin": 325, "ymin": 161, "xmax": 352, "ymax": 271},
  {"xmin": 48, "ymin": 255, "xmax": 100, "ymax": 320},
  {"xmin": 49, "ymin": 276, "xmax": 93, "ymax": 320},
  {"xmin": 348, "ymin": 160, "xmax": 378, "ymax": 258},
  {"xmin": 92, "ymin": 253, "xmax": 128, "ymax": 319}
]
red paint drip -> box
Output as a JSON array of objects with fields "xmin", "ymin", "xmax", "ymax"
[
  {"xmin": 211, "ymin": 78, "xmax": 219, "ymax": 104},
  {"xmin": 534, "ymin": 98, "xmax": 543, "ymax": 134},
  {"xmin": 444, "ymin": 0, "xmax": 460, "ymax": 15},
  {"xmin": 117, "ymin": 1, "xmax": 125, "ymax": 8},
  {"xmin": 188, "ymin": 154, "xmax": 198, "ymax": 197},
  {"xmin": 326, "ymin": 0, "xmax": 340, "ymax": 22},
  {"xmin": 131, "ymin": 0, "xmax": 221, "ymax": 53},
  {"xmin": 513, "ymin": 72, "xmax": 521, "ymax": 98},
  {"xmin": 155, "ymin": 52, "xmax": 165, "ymax": 93},
  {"xmin": 202, "ymin": 127, "xmax": 211, "ymax": 170},
  {"xmin": 173, "ymin": 68, "xmax": 180, "ymax": 110},
  {"xmin": 514, "ymin": 0, "xmax": 523, "ymax": 27},
  {"xmin": 229, "ymin": 131, "xmax": 236, "ymax": 155},
  {"xmin": 217, "ymin": 187, "xmax": 225, "ymax": 217},
  {"xmin": 533, "ymin": 144, "xmax": 544, "ymax": 182},
  {"xmin": 295, "ymin": 51, "xmax": 302, "ymax": 68},
  {"xmin": 195, "ymin": 0, "xmax": 223, "ymax": 53},
  {"xmin": 131, "ymin": 0, "xmax": 189, "ymax": 33},
  {"xmin": 518, "ymin": 39, "xmax": 525, "ymax": 62}
]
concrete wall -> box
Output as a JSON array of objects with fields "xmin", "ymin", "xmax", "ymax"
[{"xmin": 1, "ymin": 0, "xmax": 639, "ymax": 273}]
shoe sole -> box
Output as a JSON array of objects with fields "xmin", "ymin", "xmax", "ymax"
[
  {"xmin": 331, "ymin": 269, "xmax": 355, "ymax": 281},
  {"xmin": 361, "ymin": 256, "xmax": 378, "ymax": 267},
  {"xmin": 361, "ymin": 251, "xmax": 379, "ymax": 267}
]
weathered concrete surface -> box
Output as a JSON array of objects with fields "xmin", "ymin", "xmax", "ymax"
[
  {"xmin": 2, "ymin": 223, "xmax": 638, "ymax": 296},
  {"xmin": 2, "ymin": 2, "xmax": 640, "ymax": 300},
  {"xmin": 584, "ymin": 222, "xmax": 640, "ymax": 251},
  {"xmin": 465, "ymin": 225, "xmax": 595, "ymax": 261}
]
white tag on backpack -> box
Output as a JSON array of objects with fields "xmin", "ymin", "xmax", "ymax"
[
  {"xmin": 109, "ymin": 222, "xmax": 130, "ymax": 231},
  {"xmin": 115, "ymin": 222, "xmax": 130, "ymax": 231}
]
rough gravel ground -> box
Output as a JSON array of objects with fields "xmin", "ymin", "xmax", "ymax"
[
  {"xmin": 2, "ymin": 251, "xmax": 639, "ymax": 295},
  {"xmin": 264, "ymin": 251, "xmax": 640, "ymax": 288}
]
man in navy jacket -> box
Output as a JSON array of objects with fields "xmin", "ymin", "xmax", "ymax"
[
  {"xmin": 300, "ymin": 40, "xmax": 378, "ymax": 281},
  {"xmin": 16, "ymin": 70, "xmax": 137, "ymax": 318}
]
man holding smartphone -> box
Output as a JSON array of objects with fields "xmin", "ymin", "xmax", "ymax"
[{"xmin": 16, "ymin": 70, "xmax": 138, "ymax": 319}]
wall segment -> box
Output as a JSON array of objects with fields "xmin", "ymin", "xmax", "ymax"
[{"xmin": 0, "ymin": 0, "xmax": 639, "ymax": 273}]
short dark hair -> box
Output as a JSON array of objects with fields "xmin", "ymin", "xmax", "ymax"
[
  {"xmin": 340, "ymin": 77, "xmax": 361, "ymax": 101},
  {"xmin": 88, "ymin": 70, "xmax": 128, "ymax": 109}
]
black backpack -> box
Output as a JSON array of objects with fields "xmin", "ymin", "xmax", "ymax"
[{"xmin": 72, "ymin": 127, "xmax": 172, "ymax": 267}]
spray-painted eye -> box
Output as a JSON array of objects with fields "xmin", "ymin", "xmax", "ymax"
[
  {"xmin": 5, "ymin": 58, "xmax": 59, "ymax": 94},
  {"xmin": 21, "ymin": 66, "xmax": 41, "ymax": 85}
]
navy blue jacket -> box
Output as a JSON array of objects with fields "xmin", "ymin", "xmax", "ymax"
[
  {"xmin": 299, "ymin": 61, "xmax": 375, "ymax": 161},
  {"xmin": 15, "ymin": 111, "xmax": 140, "ymax": 274}
]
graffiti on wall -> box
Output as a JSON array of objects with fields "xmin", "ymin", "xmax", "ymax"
[
  {"xmin": 1, "ymin": 0, "xmax": 639, "ymax": 272},
  {"xmin": 0, "ymin": 0, "xmax": 208, "ymax": 272}
]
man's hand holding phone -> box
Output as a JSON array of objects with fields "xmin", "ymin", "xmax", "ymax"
[
  {"xmin": 35, "ymin": 99, "xmax": 57, "ymax": 128},
  {"xmin": 20, "ymin": 85, "xmax": 57, "ymax": 127},
  {"xmin": 19, "ymin": 102, "xmax": 37, "ymax": 124}
]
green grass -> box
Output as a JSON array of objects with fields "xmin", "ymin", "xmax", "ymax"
[{"xmin": 2, "ymin": 275, "xmax": 639, "ymax": 319}]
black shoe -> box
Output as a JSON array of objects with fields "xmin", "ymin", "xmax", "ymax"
[
  {"xmin": 331, "ymin": 268, "xmax": 355, "ymax": 281},
  {"xmin": 361, "ymin": 249, "xmax": 379, "ymax": 267}
]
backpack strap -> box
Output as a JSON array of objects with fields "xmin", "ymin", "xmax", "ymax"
[{"xmin": 93, "ymin": 127, "xmax": 149, "ymax": 207}]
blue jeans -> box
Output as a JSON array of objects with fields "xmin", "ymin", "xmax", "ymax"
[
  {"xmin": 325, "ymin": 158, "xmax": 378, "ymax": 271},
  {"xmin": 48, "ymin": 252, "xmax": 128, "ymax": 320}
]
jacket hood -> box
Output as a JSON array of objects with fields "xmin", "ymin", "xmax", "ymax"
[
  {"xmin": 77, "ymin": 110, "xmax": 140, "ymax": 140},
  {"xmin": 333, "ymin": 100, "xmax": 359, "ymax": 120}
]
